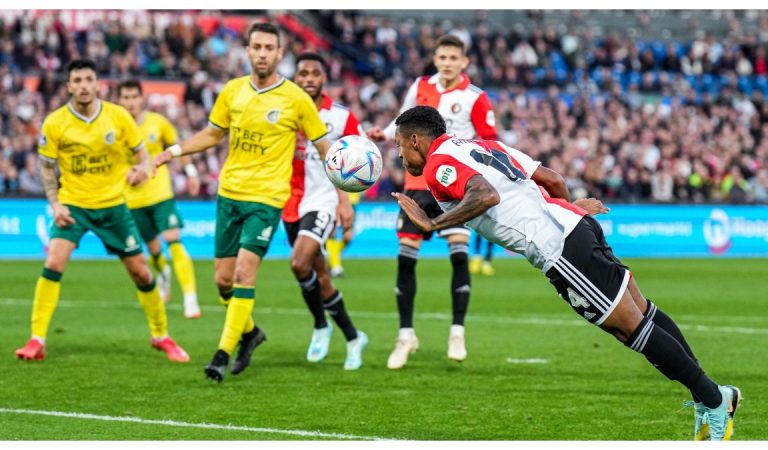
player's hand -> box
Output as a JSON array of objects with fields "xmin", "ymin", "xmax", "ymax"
[
  {"xmin": 187, "ymin": 175, "xmax": 201, "ymax": 197},
  {"xmin": 342, "ymin": 227, "xmax": 354, "ymax": 244},
  {"xmin": 366, "ymin": 127, "xmax": 386, "ymax": 142},
  {"xmin": 392, "ymin": 192, "xmax": 435, "ymax": 232},
  {"xmin": 573, "ymin": 198, "xmax": 610, "ymax": 215},
  {"xmin": 152, "ymin": 150, "xmax": 173, "ymax": 177},
  {"xmin": 52, "ymin": 203, "xmax": 75, "ymax": 228},
  {"xmin": 337, "ymin": 201, "xmax": 354, "ymax": 232},
  {"xmin": 127, "ymin": 165, "xmax": 148, "ymax": 187}
]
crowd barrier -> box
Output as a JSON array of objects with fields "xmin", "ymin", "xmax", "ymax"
[{"xmin": 1, "ymin": 199, "xmax": 766, "ymax": 259}]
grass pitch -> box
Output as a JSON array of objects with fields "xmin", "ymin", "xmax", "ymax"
[{"xmin": 0, "ymin": 258, "xmax": 765, "ymax": 440}]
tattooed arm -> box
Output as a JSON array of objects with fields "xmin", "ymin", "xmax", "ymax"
[
  {"xmin": 393, "ymin": 175, "xmax": 500, "ymax": 232},
  {"xmin": 40, "ymin": 158, "xmax": 74, "ymax": 228}
]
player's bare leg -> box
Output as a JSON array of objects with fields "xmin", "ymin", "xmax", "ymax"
[
  {"xmin": 446, "ymin": 233, "xmax": 470, "ymax": 362},
  {"xmin": 162, "ymin": 228, "xmax": 200, "ymax": 318},
  {"xmin": 291, "ymin": 235, "xmax": 333, "ymax": 362},
  {"xmin": 388, "ymin": 236, "xmax": 421, "ymax": 369},
  {"xmin": 121, "ymin": 253, "xmax": 189, "ymax": 362},
  {"xmin": 16, "ymin": 238, "xmax": 75, "ymax": 361},
  {"xmin": 312, "ymin": 250, "xmax": 367, "ymax": 370}
]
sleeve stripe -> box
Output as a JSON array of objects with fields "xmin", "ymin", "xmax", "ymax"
[
  {"xmin": 310, "ymin": 132, "xmax": 329, "ymax": 143},
  {"xmin": 39, "ymin": 154, "xmax": 57, "ymax": 163},
  {"xmin": 208, "ymin": 120, "xmax": 226, "ymax": 130}
]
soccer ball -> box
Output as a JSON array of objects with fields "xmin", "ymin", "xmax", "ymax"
[{"xmin": 324, "ymin": 135, "xmax": 383, "ymax": 193}]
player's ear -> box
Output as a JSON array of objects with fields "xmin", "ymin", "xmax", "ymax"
[
  {"xmin": 277, "ymin": 46, "xmax": 285, "ymax": 60},
  {"xmin": 461, "ymin": 55, "xmax": 469, "ymax": 70}
]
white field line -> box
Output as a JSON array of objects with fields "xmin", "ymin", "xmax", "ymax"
[
  {"xmin": 506, "ymin": 358, "xmax": 549, "ymax": 364},
  {"xmin": 0, "ymin": 407, "xmax": 395, "ymax": 440},
  {"xmin": 1, "ymin": 297, "xmax": 766, "ymax": 336}
]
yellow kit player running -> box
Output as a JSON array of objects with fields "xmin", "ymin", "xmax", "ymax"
[
  {"xmin": 117, "ymin": 80, "xmax": 201, "ymax": 319},
  {"xmin": 154, "ymin": 22, "xmax": 336, "ymax": 382},
  {"xmin": 15, "ymin": 59, "xmax": 189, "ymax": 363}
]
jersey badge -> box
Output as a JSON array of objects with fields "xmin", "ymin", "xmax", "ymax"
[
  {"xmin": 104, "ymin": 131, "xmax": 116, "ymax": 145},
  {"xmin": 436, "ymin": 165, "xmax": 457, "ymax": 187},
  {"xmin": 266, "ymin": 109, "xmax": 281, "ymax": 124},
  {"xmin": 451, "ymin": 103, "xmax": 461, "ymax": 113},
  {"xmin": 324, "ymin": 122, "xmax": 334, "ymax": 133},
  {"xmin": 148, "ymin": 133, "xmax": 157, "ymax": 143}
]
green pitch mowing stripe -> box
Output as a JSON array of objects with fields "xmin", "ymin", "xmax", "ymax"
[{"xmin": 0, "ymin": 408, "xmax": 395, "ymax": 440}]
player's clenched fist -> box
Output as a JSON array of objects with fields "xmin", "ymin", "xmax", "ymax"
[{"xmin": 152, "ymin": 150, "xmax": 173, "ymax": 177}]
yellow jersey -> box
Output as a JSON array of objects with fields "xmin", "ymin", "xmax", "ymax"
[
  {"xmin": 208, "ymin": 76, "xmax": 328, "ymax": 208},
  {"xmin": 38, "ymin": 100, "xmax": 143, "ymax": 209},
  {"xmin": 124, "ymin": 111, "xmax": 178, "ymax": 209}
]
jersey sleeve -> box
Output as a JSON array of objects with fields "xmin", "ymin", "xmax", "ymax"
[
  {"xmin": 383, "ymin": 78, "xmax": 419, "ymax": 140},
  {"xmin": 426, "ymin": 152, "xmax": 481, "ymax": 202},
  {"xmin": 470, "ymin": 92, "xmax": 498, "ymax": 140},
  {"xmin": 342, "ymin": 110, "xmax": 363, "ymax": 137},
  {"xmin": 297, "ymin": 92, "xmax": 328, "ymax": 143},
  {"xmin": 37, "ymin": 117, "xmax": 58, "ymax": 162},
  {"xmin": 119, "ymin": 108, "xmax": 143, "ymax": 152},
  {"xmin": 208, "ymin": 81, "xmax": 232, "ymax": 130},
  {"xmin": 160, "ymin": 115, "xmax": 179, "ymax": 146},
  {"xmin": 498, "ymin": 142, "xmax": 541, "ymax": 178}
]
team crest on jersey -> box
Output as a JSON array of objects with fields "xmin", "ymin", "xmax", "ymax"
[
  {"xmin": 104, "ymin": 131, "xmax": 116, "ymax": 145},
  {"xmin": 39, "ymin": 134, "xmax": 47, "ymax": 147},
  {"xmin": 436, "ymin": 165, "xmax": 457, "ymax": 187},
  {"xmin": 324, "ymin": 122, "xmax": 334, "ymax": 134},
  {"xmin": 148, "ymin": 133, "xmax": 157, "ymax": 143},
  {"xmin": 266, "ymin": 109, "xmax": 281, "ymax": 124},
  {"xmin": 451, "ymin": 103, "xmax": 461, "ymax": 114},
  {"xmin": 125, "ymin": 235, "xmax": 138, "ymax": 250}
]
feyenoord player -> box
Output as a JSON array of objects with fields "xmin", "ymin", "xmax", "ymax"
[
  {"xmin": 368, "ymin": 34, "xmax": 498, "ymax": 369},
  {"xmin": 283, "ymin": 52, "xmax": 367, "ymax": 370}
]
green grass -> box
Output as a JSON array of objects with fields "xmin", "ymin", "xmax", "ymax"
[{"xmin": 0, "ymin": 258, "xmax": 766, "ymax": 440}]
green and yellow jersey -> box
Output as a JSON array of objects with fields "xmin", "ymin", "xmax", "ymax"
[
  {"xmin": 124, "ymin": 112, "xmax": 178, "ymax": 209},
  {"xmin": 38, "ymin": 100, "xmax": 143, "ymax": 209},
  {"xmin": 208, "ymin": 76, "xmax": 328, "ymax": 208}
]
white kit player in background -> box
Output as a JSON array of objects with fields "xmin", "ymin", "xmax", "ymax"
[
  {"xmin": 282, "ymin": 52, "xmax": 367, "ymax": 370},
  {"xmin": 368, "ymin": 34, "xmax": 498, "ymax": 369},
  {"xmin": 393, "ymin": 105, "xmax": 742, "ymax": 442}
]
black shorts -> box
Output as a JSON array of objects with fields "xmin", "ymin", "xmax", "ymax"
[
  {"xmin": 545, "ymin": 215, "xmax": 631, "ymax": 325},
  {"xmin": 284, "ymin": 210, "xmax": 335, "ymax": 247},
  {"xmin": 396, "ymin": 189, "xmax": 469, "ymax": 241}
]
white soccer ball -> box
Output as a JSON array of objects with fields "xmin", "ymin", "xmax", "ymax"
[{"xmin": 324, "ymin": 135, "xmax": 383, "ymax": 193}]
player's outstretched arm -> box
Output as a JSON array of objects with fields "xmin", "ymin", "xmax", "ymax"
[
  {"xmin": 573, "ymin": 197, "xmax": 610, "ymax": 215},
  {"xmin": 531, "ymin": 165, "xmax": 570, "ymax": 201},
  {"xmin": 127, "ymin": 145, "xmax": 150, "ymax": 187},
  {"xmin": 314, "ymin": 138, "xmax": 331, "ymax": 161},
  {"xmin": 153, "ymin": 125, "xmax": 226, "ymax": 175},
  {"xmin": 393, "ymin": 175, "xmax": 499, "ymax": 232}
]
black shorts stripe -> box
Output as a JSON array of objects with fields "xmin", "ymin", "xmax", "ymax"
[
  {"xmin": 558, "ymin": 257, "xmax": 613, "ymax": 310},
  {"xmin": 554, "ymin": 260, "xmax": 609, "ymax": 313}
]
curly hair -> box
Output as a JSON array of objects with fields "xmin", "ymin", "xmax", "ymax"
[{"xmin": 395, "ymin": 106, "xmax": 447, "ymax": 140}]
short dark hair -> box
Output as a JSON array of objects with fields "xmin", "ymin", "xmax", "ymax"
[
  {"xmin": 435, "ymin": 34, "xmax": 466, "ymax": 54},
  {"xmin": 66, "ymin": 58, "xmax": 97, "ymax": 80},
  {"xmin": 395, "ymin": 106, "xmax": 446, "ymax": 139},
  {"xmin": 116, "ymin": 79, "xmax": 143, "ymax": 96},
  {"xmin": 247, "ymin": 21, "xmax": 281, "ymax": 47},
  {"xmin": 295, "ymin": 52, "xmax": 327, "ymax": 73}
]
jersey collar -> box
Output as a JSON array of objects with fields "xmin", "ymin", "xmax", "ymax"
[
  {"xmin": 428, "ymin": 73, "xmax": 470, "ymax": 93},
  {"xmin": 249, "ymin": 76, "xmax": 286, "ymax": 94},
  {"xmin": 427, "ymin": 133, "xmax": 452, "ymax": 157},
  {"xmin": 67, "ymin": 99, "xmax": 102, "ymax": 124},
  {"xmin": 320, "ymin": 93, "xmax": 334, "ymax": 111}
]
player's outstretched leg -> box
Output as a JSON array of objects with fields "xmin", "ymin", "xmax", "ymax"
[
  {"xmin": 167, "ymin": 238, "xmax": 200, "ymax": 319},
  {"xmin": 389, "ymin": 242, "xmax": 420, "ymax": 369},
  {"xmin": 448, "ymin": 239, "xmax": 470, "ymax": 362},
  {"xmin": 16, "ymin": 268, "xmax": 63, "ymax": 361}
]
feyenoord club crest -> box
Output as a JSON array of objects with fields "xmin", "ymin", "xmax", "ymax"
[{"xmin": 451, "ymin": 103, "xmax": 461, "ymax": 113}]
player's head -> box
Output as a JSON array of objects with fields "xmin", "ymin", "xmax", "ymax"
[
  {"xmin": 246, "ymin": 22, "xmax": 283, "ymax": 79},
  {"xmin": 116, "ymin": 80, "xmax": 143, "ymax": 116},
  {"xmin": 395, "ymin": 106, "xmax": 447, "ymax": 176},
  {"xmin": 66, "ymin": 59, "xmax": 99, "ymax": 106},
  {"xmin": 433, "ymin": 35, "xmax": 468, "ymax": 84},
  {"xmin": 294, "ymin": 52, "xmax": 327, "ymax": 101}
]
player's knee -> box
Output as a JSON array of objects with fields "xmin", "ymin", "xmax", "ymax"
[
  {"xmin": 44, "ymin": 259, "xmax": 67, "ymax": 274},
  {"xmin": 233, "ymin": 266, "xmax": 255, "ymax": 286},
  {"xmin": 215, "ymin": 271, "xmax": 233, "ymax": 290},
  {"xmin": 290, "ymin": 255, "xmax": 312, "ymax": 279},
  {"xmin": 131, "ymin": 266, "xmax": 154, "ymax": 286}
]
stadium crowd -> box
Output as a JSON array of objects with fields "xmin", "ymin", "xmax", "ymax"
[{"xmin": 2, "ymin": 9, "xmax": 768, "ymax": 203}]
